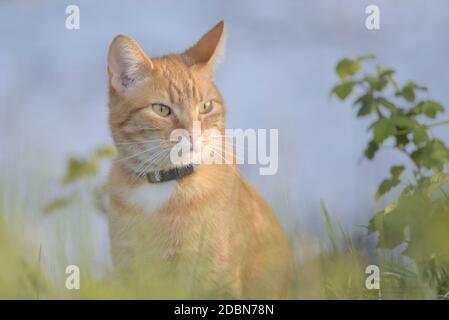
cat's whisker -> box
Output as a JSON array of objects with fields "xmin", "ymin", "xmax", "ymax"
[
  {"xmin": 140, "ymin": 150, "xmax": 168, "ymax": 173},
  {"xmin": 128, "ymin": 146, "xmax": 172, "ymax": 172},
  {"xmin": 208, "ymin": 141, "xmax": 242, "ymax": 161},
  {"xmin": 210, "ymin": 136, "xmax": 237, "ymax": 147},
  {"xmin": 207, "ymin": 146, "xmax": 241, "ymax": 168},
  {"xmin": 115, "ymin": 138, "xmax": 166, "ymax": 146},
  {"xmin": 129, "ymin": 146, "xmax": 171, "ymax": 184},
  {"xmin": 211, "ymin": 141, "xmax": 237, "ymax": 152},
  {"xmin": 116, "ymin": 145, "xmax": 162, "ymax": 163},
  {"xmin": 116, "ymin": 142, "xmax": 172, "ymax": 163},
  {"xmin": 127, "ymin": 151, "xmax": 162, "ymax": 184},
  {"xmin": 207, "ymin": 144, "xmax": 242, "ymax": 163},
  {"xmin": 129, "ymin": 152, "xmax": 167, "ymax": 184}
]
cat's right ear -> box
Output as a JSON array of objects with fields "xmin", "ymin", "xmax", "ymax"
[
  {"xmin": 182, "ymin": 20, "xmax": 226, "ymax": 77},
  {"xmin": 108, "ymin": 35, "xmax": 153, "ymax": 95}
]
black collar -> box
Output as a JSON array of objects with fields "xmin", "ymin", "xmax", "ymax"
[{"xmin": 137, "ymin": 164, "xmax": 195, "ymax": 183}]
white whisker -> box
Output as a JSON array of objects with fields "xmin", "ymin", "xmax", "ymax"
[{"xmin": 116, "ymin": 145, "xmax": 162, "ymax": 163}]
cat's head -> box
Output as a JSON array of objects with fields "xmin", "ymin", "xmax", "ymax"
[{"xmin": 108, "ymin": 21, "xmax": 226, "ymax": 174}]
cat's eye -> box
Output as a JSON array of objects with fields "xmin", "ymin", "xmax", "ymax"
[
  {"xmin": 152, "ymin": 104, "xmax": 171, "ymax": 117},
  {"xmin": 199, "ymin": 101, "xmax": 214, "ymax": 114}
]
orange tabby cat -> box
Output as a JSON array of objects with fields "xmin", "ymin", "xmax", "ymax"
[{"xmin": 107, "ymin": 21, "xmax": 292, "ymax": 298}]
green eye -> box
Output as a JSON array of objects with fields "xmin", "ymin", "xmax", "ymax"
[
  {"xmin": 152, "ymin": 104, "xmax": 171, "ymax": 117},
  {"xmin": 200, "ymin": 101, "xmax": 214, "ymax": 114}
]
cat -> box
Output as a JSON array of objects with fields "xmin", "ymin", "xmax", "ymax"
[{"xmin": 107, "ymin": 20, "xmax": 293, "ymax": 299}]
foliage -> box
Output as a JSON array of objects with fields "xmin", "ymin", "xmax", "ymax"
[
  {"xmin": 44, "ymin": 146, "xmax": 115, "ymax": 215},
  {"xmin": 332, "ymin": 55, "xmax": 449, "ymax": 297}
]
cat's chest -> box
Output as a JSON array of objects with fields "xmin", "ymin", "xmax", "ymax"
[{"xmin": 125, "ymin": 181, "xmax": 178, "ymax": 214}]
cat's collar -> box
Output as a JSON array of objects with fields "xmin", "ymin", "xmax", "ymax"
[{"xmin": 135, "ymin": 164, "xmax": 196, "ymax": 183}]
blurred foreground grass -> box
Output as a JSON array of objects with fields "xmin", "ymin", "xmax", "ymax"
[{"xmin": 0, "ymin": 194, "xmax": 442, "ymax": 300}]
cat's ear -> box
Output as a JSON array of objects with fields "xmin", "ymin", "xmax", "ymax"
[
  {"xmin": 108, "ymin": 35, "xmax": 153, "ymax": 95},
  {"xmin": 182, "ymin": 20, "xmax": 226, "ymax": 77}
]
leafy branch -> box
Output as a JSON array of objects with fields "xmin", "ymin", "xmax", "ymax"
[{"xmin": 331, "ymin": 55, "xmax": 449, "ymax": 297}]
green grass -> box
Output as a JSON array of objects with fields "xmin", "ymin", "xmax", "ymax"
[{"xmin": 0, "ymin": 193, "xmax": 443, "ymax": 300}]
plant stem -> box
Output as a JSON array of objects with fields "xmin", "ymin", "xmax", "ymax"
[
  {"xmin": 426, "ymin": 119, "xmax": 449, "ymax": 129},
  {"xmin": 396, "ymin": 145, "xmax": 422, "ymax": 178}
]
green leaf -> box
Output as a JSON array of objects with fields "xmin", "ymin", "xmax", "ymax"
[
  {"xmin": 332, "ymin": 81, "xmax": 357, "ymax": 100},
  {"xmin": 395, "ymin": 81, "xmax": 427, "ymax": 102},
  {"xmin": 395, "ymin": 133, "xmax": 409, "ymax": 147},
  {"xmin": 376, "ymin": 97, "xmax": 397, "ymax": 112},
  {"xmin": 95, "ymin": 146, "xmax": 116, "ymax": 158},
  {"xmin": 365, "ymin": 75, "xmax": 388, "ymax": 91},
  {"xmin": 354, "ymin": 93, "xmax": 373, "ymax": 117},
  {"xmin": 354, "ymin": 93, "xmax": 372, "ymax": 105},
  {"xmin": 390, "ymin": 165, "xmax": 405, "ymax": 178},
  {"xmin": 417, "ymin": 100, "xmax": 445, "ymax": 119},
  {"xmin": 336, "ymin": 58, "xmax": 360, "ymax": 80},
  {"xmin": 63, "ymin": 158, "xmax": 98, "ymax": 184},
  {"xmin": 374, "ymin": 166, "xmax": 404, "ymax": 200},
  {"xmin": 370, "ymin": 204, "xmax": 409, "ymax": 249},
  {"xmin": 391, "ymin": 116, "xmax": 418, "ymax": 129},
  {"xmin": 372, "ymin": 119, "xmax": 397, "ymax": 144},
  {"xmin": 376, "ymin": 66, "xmax": 395, "ymax": 78},
  {"xmin": 376, "ymin": 177, "xmax": 401, "ymax": 200},
  {"xmin": 400, "ymin": 87, "xmax": 415, "ymax": 102},
  {"xmin": 44, "ymin": 194, "xmax": 76, "ymax": 214},
  {"xmin": 357, "ymin": 102, "xmax": 373, "ymax": 117},
  {"xmin": 426, "ymin": 173, "xmax": 449, "ymax": 198},
  {"xmin": 387, "ymin": 75, "xmax": 400, "ymax": 92},
  {"xmin": 413, "ymin": 127, "xmax": 428, "ymax": 146},
  {"xmin": 364, "ymin": 140, "xmax": 379, "ymax": 160},
  {"xmin": 411, "ymin": 139, "xmax": 449, "ymax": 172}
]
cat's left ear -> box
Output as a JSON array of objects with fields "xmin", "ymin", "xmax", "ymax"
[
  {"xmin": 108, "ymin": 35, "xmax": 154, "ymax": 95},
  {"xmin": 182, "ymin": 20, "xmax": 226, "ymax": 77}
]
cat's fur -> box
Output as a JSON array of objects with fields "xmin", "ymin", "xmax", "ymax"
[{"xmin": 107, "ymin": 21, "xmax": 293, "ymax": 298}]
